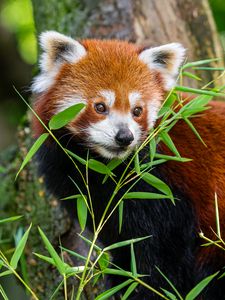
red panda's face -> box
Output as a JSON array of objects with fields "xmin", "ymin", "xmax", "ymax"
[{"xmin": 32, "ymin": 31, "xmax": 185, "ymax": 159}]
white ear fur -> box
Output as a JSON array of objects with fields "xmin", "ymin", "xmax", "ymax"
[
  {"xmin": 32, "ymin": 31, "xmax": 86, "ymax": 93},
  {"xmin": 139, "ymin": 43, "xmax": 186, "ymax": 90}
]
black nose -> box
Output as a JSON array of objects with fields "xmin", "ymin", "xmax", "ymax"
[{"xmin": 115, "ymin": 128, "xmax": 134, "ymax": 146}]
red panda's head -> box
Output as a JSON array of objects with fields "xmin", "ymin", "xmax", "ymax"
[{"xmin": 32, "ymin": 31, "xmax": 185, "ymax": 159}]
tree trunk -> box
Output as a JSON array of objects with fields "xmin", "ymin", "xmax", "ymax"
[{"xmin": 2, "ymin": 0, "xmax": 224, "ymax": 299}]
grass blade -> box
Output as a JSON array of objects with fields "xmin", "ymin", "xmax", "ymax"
[
  {"xmin": 124, "ymin": 192, "xmax": 170, "ymax": 199},
  {"xmin": 77, "ymin": 195, "xmax": 88, "ymax": 231},
  {"xmin": 38, "ymin": 227, "xmax": 65, "ymax": 275},
  {"xmin": 142, "ymin": 173, "xmax": 174, "ymax": 204},
  {"xmin": 95, "ymin": 279, "xmax": 133, "ymax": 300},
  {"xmin": 0, "ymin": 216, "xmax": 22, "ymax": 224},
  {"xmin": 185, "ymin": 272, "xmax": 219, "ymax": 300},
  {"xmin": 156, "ymin": 266, "xmax": 183, "ymax": 300},
  {"xmin": 10, "ymin": 224, "xmax": 32, "ymax": 269},
  {"xmin": 121, "ymin": 282, "xmax": 139, "ymax": 300},
  {"xmin": 16, "ymin": 133, "xmax": 49, "ymax": 179},
  {"xmin": 119, "ymin": 201, "xmax": 124, "ymax": 234},
  {"xmin": 104, "ymin": 236, "xmax": 151, "ymax": 251},
  {"xmin": 0, "ymin": 284, "xmax": 9, "ymax": 300},
  {"xmin": 130, "ymin": 243, "xmax": 137, "ymax": 277}
]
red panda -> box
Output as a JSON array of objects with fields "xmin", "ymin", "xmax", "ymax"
[{"xmin": 32, "ymin": 31, "xmax": 225, "ymax": 299}]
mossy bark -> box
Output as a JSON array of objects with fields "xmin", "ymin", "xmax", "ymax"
[{"xmin": 1, "ymin": 0, "xmax": 224, "ymax": 299}]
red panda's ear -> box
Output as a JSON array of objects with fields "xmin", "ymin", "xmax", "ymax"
[
  {"xmin": 138, "ymin": 43, "xmax": 186, "ymax": 90},
  {"xmin": 32, "ymin": 31, "xmax": 86, "ymax": 93}
]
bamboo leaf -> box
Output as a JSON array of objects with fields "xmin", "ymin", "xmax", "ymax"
[
  {"xmin": 161, "ymin": 289, "xmax": 178, "ymax": 300},
  {"xmin": 124, "ymin": 192, "xmax": 170, "ymax": 200},
  {"xmin": 182, "ymin": 71, "xmax": 201, "ymax": 81},
  {"xmin": 0, "ymin": 216, "xmax": 23, "ymax": 224},
  {"xmin": 60, "ymin": 246, "xmax": 87, "ymax": 262},
  {"xmin": 182, "ymin": 58, "xmax": 221, "ymax": 70},
  {"xmin": 77, "ymin": 196, "xmax": 87, "ymax": 231},
  {"xmin": 103, "ymin": 268, "xmax": 132, "ymax": 277},
  {"xmin": 49, "ymin": 103, "xmax": 85, "ymax": 130},
  {"xmin": 95, "ymin": 279, "xmax": 133, "ymax": 300},
  {"xmin": 16, "ymin": 133, "xmax": 49, "ymax": 179},
  {"xmin": 88, "ymin": 159, "xmax": 112, "ymax": 175},
  {"xmin": 160, "ymin": 131, "xmax": 180, "ymax": 157},
  {"xmin": 175, "ymin": 86, "xmax": 225, "ymax": 97},
  {"xmin": 38, "ymin": 227, "xmax": 65, "ymax": 275},
  {"xmin": 104, "ymin": 236, "xmax": 151, "ymax": 251},
  {"xmin": 156, "ymin": 266, "xmax": 183, "ymax": 300},
  {"xmin": 0, "ymin": 270, "xmax": 13, "ymax": 277},
  {"xmin": 121, "ymin": 282, "xmax": 139, "ymax": 300},
  {"xmin": 130, "ymin": 243, "xmax": 137, "ymax": 277},
  {"xmin": 142, "ymin": 173, "xmax": 174, "ymax": 204},
  {"xmin": 185, "ymin": 272, "xmax": 219, "ymax": 300},
  {"xmin": 119, "ymin": 201, "xmax": 124, "ymax": 234},
  {"xmin": 98, "ymin": 252, "xmax": 110, "ymax": 271},
  {"xmin": 10, "ymin": 224, "xmax": 32, "ymax": 269}
]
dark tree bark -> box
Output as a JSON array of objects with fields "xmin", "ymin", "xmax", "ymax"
[{"xmin": 1, "ymin": 0, "xmax": 224, "ymax": 299}]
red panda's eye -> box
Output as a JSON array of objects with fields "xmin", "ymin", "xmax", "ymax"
[
  {"xmin": 133, "ymin": 107, "xmax": 143, "ymax": 117},
  {"xmin": 94, "ymin": 103, "xmax": 108, "ymax": 114}
]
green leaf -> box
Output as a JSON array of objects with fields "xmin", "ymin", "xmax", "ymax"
[
  {"xmin": 185, "ymin": 272, "xmax": 219, "ymax": 300},
  {"xmin": 61, "ymin": 194, "xmax": 84, "ymax": 201},
  {"xmin": 130, "ymin": 243, "xmax": 137, "ymax": 277},
  {"xmin": 184, "ymin": 117, "xmax": 206, "ymax": 146},
  {"xmin": 16, "ymin": 133, "xmax": 49, "ymax": 179},
  {"xmin": 10, "ymin": 224, "xmax": 32, "ymax": 269},
  {"xmin": 142, "ymin": 172, "xmax": 174, "ymax": 203},
  {"xmin": 124, "ymin": 192, "xmax": 170, "ymax": 200},
  {"xmin": 0, "ymin": 216, "xmax": 23, "ymax": 224},
  {"xmin": 119, "ymin": 201, "xmax": 124, "ymax": 234},
  {"xmin": 60, "ymin": 246, "xmax": 87, "ymax": 262},
  {"xmin": 77, "ymin": 196, "xmax": 87, "ymax": 231},
  {"xmin": 103, "ymin": 268, "xmax": 132, "ymax": 277},
  {"xmin": 158, "ymin": 94, "xmax": 177, "ymax": 117},
  {"xmin": 88, "ymin": 159, "xmax": 112, "ymax": 175},
  {"xmin": 154, "ymin": 153, "xmax": 191, "ymax": 163},
  {"xmin": 193, "ymin": 67, "xmax": 224, "ymax": 71},
  {"xmin": 0, "ymin": 270, "xmax": 13, "ymax": 277},
  {"xmin": 49, "ymin": 103, "xmax": 85, "ymax": 130},
  {"xmin": 161, "ymin": 288, "xmax": 178, "ymax": 300},
  {"xmin": 103, "ymin": 159, "xmax": 122, "ymax": 183},
  {"xmin": 182, "ymin": 71, "xmax": 201, "ymax": 81},
  {"xmin": 160, "ymin": 131, "xmax": 180, "ymax": 157},
  {"xmin": 78, "ymin": 234, "xmax": 102, "ymax": 251},
  {"xmin": 156, "ymin": 266, "xmax": 183, "ymax": 300},
  {"xmin": 149, "ymin": 137, "xmax": 156, "ymax": 161},
  {"xmin": 182, "ymin": 58, "xmax": 221, "ymax": 70},
  {"xmin": 66, "ymin": 149, "xmax": 86, "ymax": 165},
  {"xmin": 98, "ymin": 252, "xmax": 110, "ymax": 271},
  {"xmin": 38, "ymin": 227, "xmax": 65, "ymax": 275},
  {"xmin": 33, "ymin": 253, "xmax": 55, "ymax": 265},
  {"xmin": 175, "ymin": 86, "xmax": 225, "ymax": 97},
  {"xmin": 121, "ymin": 282, "xmax": 139, "ymax": 300},
  {"xmin": 104, "ymin": 236, "xmax": 151, "ymax": 251},
  {"xmin": 95, "ymin": 279, "xmax": 133, "ymax": 300}
]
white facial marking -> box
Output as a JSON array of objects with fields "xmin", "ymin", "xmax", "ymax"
[
  {"xmin": 55, "ymin": 94, "xmax": 86, "ymax": 113},
  {"xmin": 87, "ymin": 112, "xmax": 142, "ymax": 159},
  {"xmin": 147, "ymin": 100, "xmax": 160, "ymax": 129},
  {"xmin": 129, "ymin": 91, "xmax": 142, "ymax": 107},
  {"xmin": 99, "ymin": 90, "xmax": 115, "ymax": 107}
]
